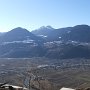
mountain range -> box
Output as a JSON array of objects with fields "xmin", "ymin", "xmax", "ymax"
[
  {"xmin": 32, "ymin": 25, "xmax": 54, "ymax": 36},
  {"xmin": 32, "ymin": 24, "xmax": 90, "ymax": 42},
  {"xmin": 0, "ymin": 24, "xmax": 90, "ymax": 58}
]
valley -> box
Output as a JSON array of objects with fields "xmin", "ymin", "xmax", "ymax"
[
  {"xmin": 0, "ymin": 58, "xmax": 90, "ymax": 90},
  {"xmin": 0, "ymin": 25, "xmax": 90, "ymax": 90}
]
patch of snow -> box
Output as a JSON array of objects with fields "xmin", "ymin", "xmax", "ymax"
[
  {"xmin": 1, "ymin": 64, "xmax": 5, "ymax": 67},
  {"xmin": 54, "ymin": 41, "xmax": 62, "ymax": 44},
  {"xmin": 1, "ymin": 39, "xmax": 35, "ymax": 45},
  {"xmin": 67, "ymin": 31, "xmax": 71, "ymax": 33},
  {"xmin": 22, "ymin": 40, "xmax": 34, "ymax": 43},
  {"xmin": 44, "ymin": 36, "xmax": 47, "ymax": 38},
  {"xmin": 38, "ymin": 35, "xmax": 47, "ymax": 38},
  {"xmin": 59, "ymin": 37, "xmax": 62, "ymax": 39},
  {"xmin": 37, "ymin": 65, "xmax": 49, "ymax": 68}
]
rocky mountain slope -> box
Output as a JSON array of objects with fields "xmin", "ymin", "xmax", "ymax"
[
  {"xmin": 0, "ymin": 25, "xmax": 90, "ymax": 58},
  {"xmin": 32, "ymin": 25, "xmax": 90, "ymax": 42}
]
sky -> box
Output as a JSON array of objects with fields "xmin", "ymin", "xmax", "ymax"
[{"xmin": 0, "ymin": 0, "xmax": 90, "ymax": 32}]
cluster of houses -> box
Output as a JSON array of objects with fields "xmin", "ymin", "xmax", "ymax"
[
  {"xmin": 0, "ymin": 83, "xmax": 90, "ymax": 90},
  {"xmin": 0, "ymin": 83, "xmax": 27, "ymax": 90}
]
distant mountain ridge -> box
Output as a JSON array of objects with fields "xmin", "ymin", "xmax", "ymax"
[
  {"xmin": 32, "ymin": 24, "xmax": 90, "ymax": 42},
  {"xmin": 32, "ymin": 26, "xmax": 54, "ymax": 36},
  {"xmin": 0, "ymin": 27, "xmax": 43, "ymax": 43},
  {"xmin": 0, "ymin": 32, "xmax": 6, "ymax": 36},
  {"xmin": 0, "ymin": 24, "xmax": 90, "ymax": 58}
]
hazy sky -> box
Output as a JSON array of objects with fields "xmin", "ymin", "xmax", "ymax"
[{"xmin": 0, "ymin": 0, "xmax": 90, "ymax": 32}]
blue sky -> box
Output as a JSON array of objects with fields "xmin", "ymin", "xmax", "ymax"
[{"xmin": 0, "ymin": 0, "xmax": 90, "ymax": 32}]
